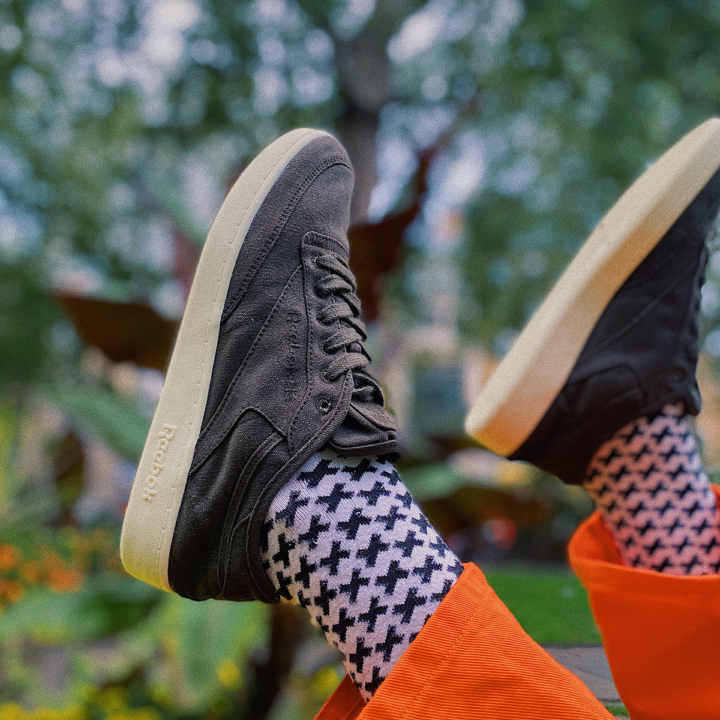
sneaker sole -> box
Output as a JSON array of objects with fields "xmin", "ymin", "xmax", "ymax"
[
  {"xmin": 120, "ymin": 128, "xmax": 331, "ymax": 592},
  {"xmin": 465, "ymin": 118, "xmax": 720, "ymax": 457}
]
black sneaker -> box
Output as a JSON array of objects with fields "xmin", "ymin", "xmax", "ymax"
[
  {"xmin": 120, "ymin": 130, "xmax": 397, "ymax": 602},
  {"xmin": 466, "ymin": 119, "xmax": 720, "ymax": 484}
]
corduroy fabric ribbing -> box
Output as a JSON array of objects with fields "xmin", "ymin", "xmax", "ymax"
[
  {"xmin": 315, "ymin": 564, "xmax": 613, "ymax": 720},
  {"xmin": 569, "ymin": 484, "xmax": 720, "ymax": 720}
]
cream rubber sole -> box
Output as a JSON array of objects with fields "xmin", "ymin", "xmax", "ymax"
[
  {"xmin": 120, "ymin": 128, "xmax": 330, "ymax": 591},
  {"xmin": 466, "ymin": 118, "xmax": 720, "ymax": 457}
]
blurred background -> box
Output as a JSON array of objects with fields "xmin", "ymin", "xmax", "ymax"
[{"xmin": 2, "ymin": 0, "xmax": 720, "ymax": 717}]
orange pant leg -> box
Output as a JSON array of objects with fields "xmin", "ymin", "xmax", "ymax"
[
  {"xmin": 569, "ymin": 487, "xmax": 720, "ymax": 720},
  {"xmin": 316, "ymin": 563, "xmax": 613, "ymax": 720}
]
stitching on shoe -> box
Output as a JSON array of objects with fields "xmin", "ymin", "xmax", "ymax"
[
  {"xmin": 196, "ymin": 265, "xmax": 303, "ymax": 450},
  {"xmin": 287, "ymin": 242, "xmax": 318, "ymax": 456},
  {"xmin": 285, "ymin": 240, "xmax": 349, "ymax": 455},
  {"xmin": 221, "ymin": 155, "xmax": 352, "ymax": 322},
  {"xmin": 152, "ymin": 130, "xmax": 318, "ymax": 583},
  {"xmin": 217, "ymin": 432, "xmax": 283, "ymax": 592},
  {"xmin": 189, "ymin": 405, "xmax": 284, "ymax": 475},
  {"xmin": 304, "ymin": 230, "xmax": 348, "ymax": 254},
  {"xmin": 591, "ymin": 260, "xmax": 694, "ymax": 354}
]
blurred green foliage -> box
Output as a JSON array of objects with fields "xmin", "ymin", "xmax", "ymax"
[
  {"xmin": 460, "ymin": 0, "xmax": 720, "ymax": 349},
  {"xmin": 1, "ymin": 0, "xmax": 720, "ymax": 390},
  {"xmin": 1, "ymin": 0, "xmax": 720, "ymax": 717},
  {"xmin": 483, "ymin": 565, "xmax": 600, "ymax": 645},
  {"xmin": 46, "ymin": 385, "xmax": 150, "ymax": 462}
]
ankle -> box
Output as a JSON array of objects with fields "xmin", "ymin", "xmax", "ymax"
[
  {"xmin": 583, "ymin": 404, "xmax": 720, "ymax": 575},
  {"xmin": 260, "ymin": 451, "xmax": 462, "ymax": 699}
]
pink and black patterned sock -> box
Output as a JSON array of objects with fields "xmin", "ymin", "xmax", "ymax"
[
  {"xmin": 583, "ymin": 403, "xmax": 720, "ymax": 575},
  {"xmin": 260, "ymin": 451, "xmax": 463, "ymax": 701}
]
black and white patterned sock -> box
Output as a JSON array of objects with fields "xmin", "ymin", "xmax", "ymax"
[
  {"xmin": 260, "ymin": 451, "xmax": 463, "ymax": 701},
  {"xmin": 583, "ymin": 403, "xmax": 720, "ymax": 575}
]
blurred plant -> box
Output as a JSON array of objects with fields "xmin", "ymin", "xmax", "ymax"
[
  {"xmin": 0, "ymin": 0, "xmax": 716, "ymax": 392},
  {"xmin": 2, "ymin": 0, "xmax": 720, "ymax": 718},
  {"xmin": 0, "ymin": 525, "xmax": 129, "ymax": 611},
  {"xmin": 2, "ymin": 0, "xmax": 720, "ymax": 456},
  {"xmin": 0, "ymin": 687, "xmax": 164, "ymax": 720}
]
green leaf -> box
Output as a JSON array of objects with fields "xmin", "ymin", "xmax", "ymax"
[
  {"xmin": 401, "ymin": 463, "xmax": 469, "ymax": 501},
  {"xmin": 604, "ymin": 703, "xmax": 629, "ymax": 717},
  {"xmin": 156, "ymin": 594, "xmax": 270, "ymax": 711},
  {"xmin": 483, "ymin": 564, "xmax": 601, "ymax": 645},
  {"xmin": 0, "ymin": 575, "xmax": 159, "ymax": 644},
  {"xmin": 42, "ymin": 384, "xmax": 150, "ymax": 463}
]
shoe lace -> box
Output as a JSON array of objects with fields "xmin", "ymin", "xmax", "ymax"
[{"xmin": 314, "ymin": 253, "xmax": 376, "ymax": 402}]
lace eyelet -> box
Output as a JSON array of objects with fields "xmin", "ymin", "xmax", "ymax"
[
  {"xmin": 316, "ymin": 397, "xmax": 332, "ymax": 413},
  {"xmin": 670, "ymin": 367, "xmax": 686, "ymax": 383}
]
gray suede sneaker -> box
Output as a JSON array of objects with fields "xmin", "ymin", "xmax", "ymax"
[
  {"xmin": 120, "ymin": 130, "xmax": 397, "ymax": 602},
  {"xmin": 466, "ymin": 119, "xmax": 720, "ymax": 484}
]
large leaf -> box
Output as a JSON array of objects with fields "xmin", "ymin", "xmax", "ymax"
[
  {"xmin": 0, "ymin": 574, "xmax": 159, "ymax": 644},
  {"xmin": 44, "ymin": 384, "xmax": 151, "ymax": 463},
  {"xmin": 154, "ymin": 594, "xmax": 270, "ymax": 711},
  {"xmin": 55, "ymin": 294, "xmax": 178, "ymax": 372}
]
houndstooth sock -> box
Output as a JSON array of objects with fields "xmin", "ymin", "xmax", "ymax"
[
  {"xmin": 583, "ymin": 403, "xmax": 720, "ymax": 575},
  {"xmin": 260, "ymin": 451, "xmax": 463, "ymax": 701}
]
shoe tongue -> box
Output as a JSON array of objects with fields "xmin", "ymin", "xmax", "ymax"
[
  {"xmin": 312, "ymin": 231, "xmax": 350, "ymax": 260},
  {"xmin": 326, "ymin": 370, "xmax": 398, "ymax": 457}
]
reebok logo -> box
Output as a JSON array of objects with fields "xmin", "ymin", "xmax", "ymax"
[
  {"xmin": 142, "ymin": 424, "xmax": 176, "ymax": 502},
  {"xmin": 284, "ymin": 310, "xmax": 302, "ymax": 402}
]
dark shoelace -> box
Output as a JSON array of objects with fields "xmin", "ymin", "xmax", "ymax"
[{"xmin": 314, "ymin": 253, "xmax": 377, "ymax": 402}]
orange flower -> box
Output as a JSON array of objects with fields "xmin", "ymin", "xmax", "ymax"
[
  {"xmin": 0, "ymin": 544, "xmax": 21, "ymax": 572},
  {"xmin": 46, "ymin": 567, "xmax": 83, "ymax": 593},
  {"xmin": 41, "ymin": 551, "xmax": 65, "ymax": 572},
  {"xmin": 20, "ymin": 561, "xmax": 41, "ymax": 585},
  {"xmin": 3, "ymin": 580, "xmax": 23, "ymax": 603}
]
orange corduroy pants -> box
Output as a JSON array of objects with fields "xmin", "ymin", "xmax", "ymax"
[
  {"xmin": 315, "ymin": 493, "xmax": 720, "ymax": 720},
  {"xmin": 568, "ymin": 487, "xmax": 720, "ymax": 720},
  {"xmin": 314, "ymin": 562, "xmax": 613, "ymax": 720}
]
